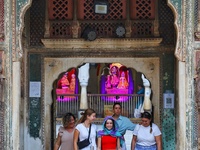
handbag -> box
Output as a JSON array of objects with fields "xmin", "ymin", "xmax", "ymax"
[{"xmin": 77, "ymin": 124, "xmax": 91, "ymax": 149}]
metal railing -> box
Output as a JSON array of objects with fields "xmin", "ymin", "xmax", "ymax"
[{"xmin": 55, "ymin": 94, "xmax": 144, "ymax": 119}]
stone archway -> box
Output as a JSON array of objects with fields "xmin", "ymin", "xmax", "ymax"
[
  {"xmin": 43, "ymin": 57, "xmax": 160, "ymax": 148},
  {"xmin": 13, "ymin": 0, "xmax": 186, "ymax": 149}
]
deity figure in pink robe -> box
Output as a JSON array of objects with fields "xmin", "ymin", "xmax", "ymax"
[
  {"xmin": 109, "ymin": 66, "xmax": 119, "ymax": 88},
  {"xmin": 60, "ymin": 73, "xmax": 70, "ymax": 89}
]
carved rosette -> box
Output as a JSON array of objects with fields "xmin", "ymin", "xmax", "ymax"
[{"xmin": 125, "ymin": 20, "xmax": 132, "ymax": 38}]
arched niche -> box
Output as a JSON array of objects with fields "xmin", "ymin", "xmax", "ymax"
[
  {"xmin": 54, "ymin": 68, "xmax": 79, "ymax": 98},
  {"xmin": 43, "ymin": 57, "xmax": 160, "ymax": 148},
  {"xmin": 45, "ymin": 57, "xmax": 159, "ymax": 108}
]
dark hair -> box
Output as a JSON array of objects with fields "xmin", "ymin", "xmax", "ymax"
[
  {"xmin": 141, "ymin": 112, "xmax": 152, "ymax": 119},
  {"xmin": 138, "ymin": 84, "xmax": 144, "ymax": 88},
  {"xmin": 78, "ymin": 108, "xmax": 96, "ymax": 124},
  {"xmin": 113, "ymin": 102, "xmax": 122, "ymax": 109},
  {"xmin": 141, "ymin": 112, "xmax": 153, "ymax": 133},
  {"xmin": 62, "ymin": 112, "xmax": 76, "ymax": 127},
  {"xmin": 104, "ymin": 118, "xmax": 115, "ymax": 130}
]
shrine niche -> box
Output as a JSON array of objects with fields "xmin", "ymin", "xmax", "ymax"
[
  {"xmin": 100, "ymin": 63, "xmax": 134, "ymax": 101},
  {"xmin": 56, "ymin": 68, "xmax": 79, "ymax": 101}
]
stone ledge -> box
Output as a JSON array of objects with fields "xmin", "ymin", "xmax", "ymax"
[
  {"xmin": 56, "ymin": 117, "xmax": 141, "ymax": 125},
  {"xmin": 41, "ymin": 38, "xmax": 163, "ymax": 49}
]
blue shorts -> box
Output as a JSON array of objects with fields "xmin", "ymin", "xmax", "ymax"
[{"xmin": 135, "ymin": 144, "xmax": 157, "ymax": 150}]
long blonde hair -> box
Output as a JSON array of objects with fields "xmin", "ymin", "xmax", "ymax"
[{"xmin": 77, "ymin": 108, "xmax": 96, "ymax": 124}]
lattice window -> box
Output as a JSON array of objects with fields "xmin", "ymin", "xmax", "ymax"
[
  {"xmin": 49, "ymin": 0, "xmax": 73, "ymax": 20},
  {"xmin": 30, "ymin": 0, "xmax": 45, "ymax": 46},
  {"xmin": 45, "ymin": 0, "xmax": 175, "ymax": 41},
  {"xmin": 132, "ymin": 22, "xmax": 153, "ymax": 37},
  {"xmin": 80, "ymin": 22, "xmax": 124, "ymax": 38},
  {"xmin": 158, "ymin": 0, "xmax": 175, "ymax": 45},
  {"xmin": 130, "ymin": 0, "xmax": 155, "ymax": 20},
  {"xmin": 77, "ymin": 0, "xmax": 126, "ymax": 20},
  {"xmin": 194, "ymin": 0, "xmax": 198, "ymax": 31},
  {"xmin": 0, "ymin": 0, "xmax": 4, "ymax": 42},
  {"xmin": 50, "ymin": 22, "xmax": 72, "ymax": 38}
]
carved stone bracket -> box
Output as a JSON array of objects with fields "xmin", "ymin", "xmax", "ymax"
[
  {"xmin": 125, "ymin": 20, "xmax": 132, "ymax": 38},
  {"xmin": 0, "ymin": 33, "xmax": 4, "ymax": 40},
  {"xmin": 71, "ymin": 21, "xmax": 81, "ymax": 38},
  {"xmin": 195, "ymin": 32, "xmax": 200, "ymax": 41}
]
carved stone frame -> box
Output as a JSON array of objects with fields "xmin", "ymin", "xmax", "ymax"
[{"xmin": 38, "ymin": 50, "xmax": 163, "ymax": 148}]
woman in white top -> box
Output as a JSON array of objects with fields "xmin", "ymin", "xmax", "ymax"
[
  {"xmin": 74, "ymin": 108, "xmax": 97, "ymax": 150},
  {"xmin": 54, "ymin": 112, "xmax": 76, "ymax": 150},
  {"xmin": 131, "ymin": 112, "xmax": 162, "ymax": 150}
]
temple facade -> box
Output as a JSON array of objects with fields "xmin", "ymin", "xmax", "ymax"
[{"xmin": 0, "ymin": 0, "xmax": 200, "ymax": 149}]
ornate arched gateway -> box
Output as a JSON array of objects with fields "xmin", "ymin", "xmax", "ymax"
[{"xmin": 1, "ymin": 0, "xmax": 200, "ymax": 149}]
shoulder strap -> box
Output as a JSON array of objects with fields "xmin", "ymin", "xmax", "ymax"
[{"xmin": 87, "ymin": 124, "xmax": 92, "ymax": 139}]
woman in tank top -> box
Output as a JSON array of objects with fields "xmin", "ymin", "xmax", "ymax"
[{"xmin": 54, "ymin": 112, "xmax": 76, "ymax": 150}]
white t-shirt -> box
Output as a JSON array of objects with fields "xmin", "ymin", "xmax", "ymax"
[
  {"xmin": 76, "ymin": 123, "xmax": 97, "ymax": 150},
  {"xmin": 133, "ymin": 123, "xmax": 161, "ymax": 146}
]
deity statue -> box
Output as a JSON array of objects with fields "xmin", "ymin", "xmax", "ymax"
[
  {"xmin": 70, "ymin": 73, "xmax": 76, "ymax": 92},
  {"xmin": 110, "ymin": 66, "xmax": 119, "ymax": 88},
  {"xmin": 60, "ymin": 73, "xmax": 69, "ymax": 89},
  {"xmin": 105, "ymin": 75, "xmax": 111, "ymax": 89},
  {"xmin": 117, "ymin": 71, "xmax": 129, "ymax": 89}
]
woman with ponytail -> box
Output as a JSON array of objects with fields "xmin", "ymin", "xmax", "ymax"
[
  {"xmin": 131, "ymin": 112, "xmax": 162, "ymax": 150},
  {"xmin": 73, "ymin": 108, "xmax": 97, "ymax": 150}
]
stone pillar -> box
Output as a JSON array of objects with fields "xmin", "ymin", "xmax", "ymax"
[
  {"xmin": 176, "ymin": 61, "xmax": 186, "ymax": 150},
  {"xmin": 153, "ymin": 0, "xmax": 160, "ymax": 37},
  {"xmin": 44, "ymin": 0, "xmax": 50, "ymax": 38},
  {"xmin": 12, "ymin": 62, "xmax": 21, "ymax": 150},
  {"xmin": 78, "ymin": 63, "xmax": 90, "ymax": 111},
  {"xmin": 80, "ymin": 85, "xmax": 87, "ymax": 109}
]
